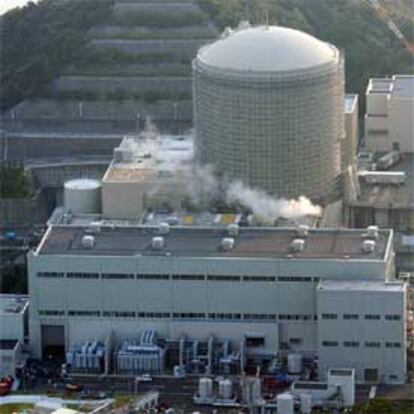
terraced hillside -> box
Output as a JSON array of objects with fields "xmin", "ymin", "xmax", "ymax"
[{"xmin": 3, "ymin": 0, "xmax": 217, "ymax": 159}]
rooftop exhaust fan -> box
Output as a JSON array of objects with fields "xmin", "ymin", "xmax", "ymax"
[
  {"xmin": 82, "ymin": 235, "xmax": 95, "ymax": 249},
  {"xmin": 291, "ymin": 238, "xmax": 305, "ymax": 253},
  {"xmin": 221, "ymin": 237, "xmax": 235, "ymax": 252},
  {"xmin": 152, "ymin": 236, "xmax": 165, "ymax": 251},
  {"xmin": 362, "ymin": 239, "xmax": 375, "ymax": 253}
]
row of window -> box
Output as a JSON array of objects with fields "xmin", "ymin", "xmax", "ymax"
[
  {"xmin": 322, "ymin": 341, "xmax": 402, "ymax": 348},
  {"xmin": 321, "ymin": 313, "xmax": 401, "ymax": 321},
  {"xmin": 38, "ymin": 310, "xmax": 315, "ymax": 321},
  {"xmin": 37, "ymin": 272, "xmax": 316, "ymax": 282}
]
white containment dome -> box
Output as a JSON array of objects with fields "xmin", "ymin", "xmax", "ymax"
[
  {"xmin": 64, "ymin": 179, "xmax": 102, "ymax": 214},
  {"xmin": 193, "ymin": 25, "xmax": 344, "ymax": 203}
]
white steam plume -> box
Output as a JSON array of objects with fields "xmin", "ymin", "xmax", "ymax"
[{"xmin": 226, "ymin": 181, "xmax": 322, "ymax": 224}]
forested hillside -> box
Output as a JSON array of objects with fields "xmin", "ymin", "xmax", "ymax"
[{"xmin": 1, "ymin": 0, "xmax": 413, "ymax": 113}]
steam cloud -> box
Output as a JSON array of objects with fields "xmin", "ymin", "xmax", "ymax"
[
  {"xmin": 137, "ymin": 126, "xmax": 322, "ymax": 223},
  {"xmin": 226, "ymin": 181, "xmax": 322, "ymax": 224}
]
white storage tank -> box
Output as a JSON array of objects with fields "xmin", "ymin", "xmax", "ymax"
[
  {"xmin": 288, "ymin": 353, "xmax": 303, "ymax": 374},
  {"xmin": 300, "ymin": 393, "xmax": 312, "ymax": 414},
  {"xmin": 277, "ymin": 393, "xmax": 294, "ymax": 414},
  {"xmin": 250, "ymin": 377, "xmax": 262, "ymax": 402},
  {"xmin": 198, "ymin": 377, "xmax": 213, "ymax": 400},
  {"xmin": 64, "ymin": 179, "xmax": 102, "ymax": 214},
  {"xmin": 218, "ymin": 379, "xmax": 232, "ymax": 399}
]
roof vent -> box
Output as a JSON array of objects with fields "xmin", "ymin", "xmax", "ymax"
[
  {"xmin": 291, "ymin": 238, "xmax": 305, "ymax": 253},
  {"xmin": 82, "ymin": 235, "xmax": 95, "ymax": 249},
  {"xmin": 158, "ymin": 222, "xmax": 170, "ymax": 235},
  {"xmin": 227, "ymin": 223, "xmax": 239, "ymax": 237},
  {"xmin": 221, "ymin": 237, "xmax": 235, "ymax": 252},
  {"xmin": 297, "ymin": 225, "xmax": 309, "ymax": 238},
  {"xmin": 362, "ymin": 239, "xmax": 375, "ymax": 253},
  {"xmin": 151, "ymin": 236, "xmax": 165, "ymax": 251},
  {"xmin": 366, "ymin": 225, "xmax": 379, "ymax": 239}
]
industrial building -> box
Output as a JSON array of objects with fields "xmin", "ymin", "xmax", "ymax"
[
  {"xmin": 0, "ymin": 295, "xmax": 29, "ymax": 377},
  {"xmin": 364, "ymin": 75, "xmax": 414, "ymax": 153},
  {"xmin": 27, "ymin": 218, "xmax": 407, "ymax": 383},
  {"xmin": 344, "ymin": 74, "xmax": 414, "ymax": 272},
  {"xmin": 193, "ymin": 24, "xmax": 344, "ymax": 203}
]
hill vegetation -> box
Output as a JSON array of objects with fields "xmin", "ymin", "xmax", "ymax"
[
  {"xmin": 1, "ymin": 0, "xmax": 413, "ymax": 113},
  {"xmin": 0, "ymin": 0, "xmax": 114, "ymax": 111}
]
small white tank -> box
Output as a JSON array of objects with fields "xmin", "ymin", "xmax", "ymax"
[
  {"xmin": 300, "ymin": 393, "xmax": 312, "ymax": 414},
  {"xmin": 277, "ymin": 393, "xmax": 294, "ymax": 414},
  {"xmin": 64, "ymin": 179, "xmax": 101, "ymax": 214},
  {"xmin": 288, "ymin": 353, "xmax": 303, "ymax": 374},
  {"xmin": 218, "ymin": 379, "xmax": 232, "ymax": 399},
  {"xmin": 198, "ymin": 377, "xmax": 213, "ymax": 400},
  {"xmin": 81, "ymin": 235, "xmax": 95, "ymax": 249}
]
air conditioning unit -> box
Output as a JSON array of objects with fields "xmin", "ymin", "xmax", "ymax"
[
  {"xmin": 227, "ymin": 224, "xmax": 239, "ymax": 237},
  {"xmin": 297, "ymin": 225, "xmax": 309, "ymax": 238}
]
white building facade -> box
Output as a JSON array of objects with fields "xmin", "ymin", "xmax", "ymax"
[
  {"xmin": 365, "ymin": 75, "xmax": 414, "ymax": 153},
  {"xmin": 26, "ymin": 224, "xmax": 407, "ymax": 383}
]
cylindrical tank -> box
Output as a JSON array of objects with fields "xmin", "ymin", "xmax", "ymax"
[
  {"xmin": 64, "ymin": 179, "xmax": 102, "ymax": 214},
  {"xmin": 288, "ymin": 353, "xmax": 303, "ymax": 374},
  {"xmin": 193, "ymin": 25, "xmax": 344, "ymax": 203},
  {"xmin": 218, "ymin": 379, "xmax": 232, "ymax": 399},
  {"xmin": 198, "ymin": 377, "xmax": 213, "ymax": 399},
  {"xmin": 300, "ymin": 393, "xmax": 312, "ymax": 414},
  {"xmin": 277, "ymin": 393, "xmax": 294, "ymax": 414}
]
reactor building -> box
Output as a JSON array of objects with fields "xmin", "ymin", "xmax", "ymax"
[{"xmin": 193, "ymin": 24, "xmax": 345, "ymax": 203}]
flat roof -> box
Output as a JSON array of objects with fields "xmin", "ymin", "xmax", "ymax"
[
  {"xmin": 37, "ymin": 226, "xmax": 390, "ymax": 260},
  {"xmin": 318, "ymin": 280, "xmax": 405, "ymax": 292},
  {"xmin": 392, "ymin": 75, "xmax": 414, "ymax": 98},
  {"xmin": 352, "ymin": 154, "xmax": 414, "ymax": 208},
  {"xmin": 0, "ymin": 339, "xmax": 18, "ymax": 350},
  {"xmin": 0, "ymin": 294, "xmax": 29, "ymax": 315},
  {"xmin": 103, "ymin": 134, "xmax": 193, "ymax": 183}
]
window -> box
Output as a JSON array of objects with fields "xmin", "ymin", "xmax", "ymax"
[
  {"xmin": 2, "ymin": 356, "xmax": 12, "ymax": 363},
  {"xmin": 365, "ymin": 342, "xmax": 381, "ymax": 348},
  {"xmin": 385, "ymin": 342, "xmax": 401, "ymax": 348},
  {"xmin": 322, "ymin": 313, "xmax": 337, "ymax": 320},
  {"xmin": 68, "ymin": 310, "xmax": 100, "ymax": 317},
  {"xmin": 289, "ymin": 338, "xmax": 302, "ymax": 345},
  {"xmin": 207, "ymin": 275, "xmax": 241, "ymax": 281},
  {"xmin": 67, "ymin": 273, "xmax": 99, "ymax": 279},
  {"xmin": 278, "ymin": 276, "xmax": 312, "ymax": 282},
  {"xmin": 322, "ymin": 341, "xmax": 338, "ymax": 347},
  {"xmin": 243, "ymin": 314, "xmax": 277, "ymax": 321},
  {"xmin": 385, "ymin": 315, "xmax": 401, "ymax": 321},
  {"xmin": 136, "ymin": 274, "xmax": 169, "ymax": 280},
  {"xmin": 343, "ymin": 314, "xmax": 359, "ymax": 320},
  {"xmin": 243, "ymin": 276, "xmax": 276, "ymax": 282},
  {"xmin": 137, "ymin": 312, "xmax": 171, "ymax": 318},
  {"xmin": 172, "ymin": 275, "xmax": 205, "ymax": 281},
  {"xmin": 102, "ymin": 273, "xmax": 134, "ymax": 279},
  {"xmin": 39, "ymin": 310, "xmax": 65, "ymax": 316},
  {"xmin": 103, "ymin": 311, "xmax": 135, "ymax": 318},
  {"xmin": 246, "ymin": 337, "xmax": 265, "ymax": 347},
  {"xmin": 344, "ymin": 341, "xmax": 360, "ymax": 347},
  {"xmin": 37, "ymin": 272, "xmax": 64, "ymax": 278},
  {"xmin": 365, "ymin": 314, "xmax": 381, "ymax": 320}
]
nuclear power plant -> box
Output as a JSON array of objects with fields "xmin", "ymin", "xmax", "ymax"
[
  {"xmin": 2, "ymin": 17, "xmax": 413, "ymax": 412},
  {"xmin": 193, "ymin": 24, "xmax": 345, "ymax": 202}
]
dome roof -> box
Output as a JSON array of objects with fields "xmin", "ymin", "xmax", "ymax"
[{"xmin": 197, "ymin": 25, "xmax": 338, "ymax": 72}]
